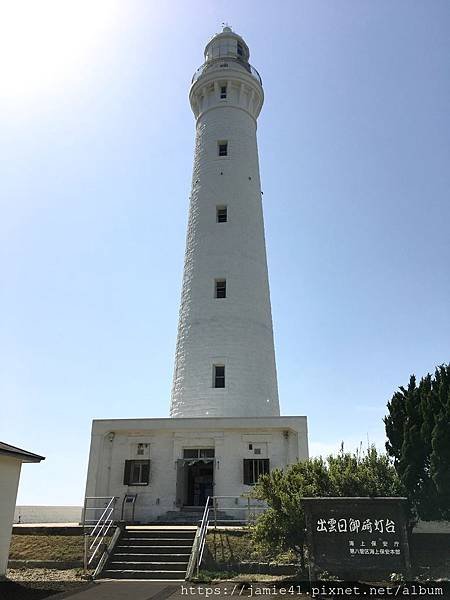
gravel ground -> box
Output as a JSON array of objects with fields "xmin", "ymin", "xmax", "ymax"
[
  {"xmin": 0, "ymin": 569, "xmax": 90, "ymax": 600},
  {"xmin": 7, "ymin": 568, "xmax": 84, "ymax": 581}
]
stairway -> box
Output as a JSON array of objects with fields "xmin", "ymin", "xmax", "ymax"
[
  {"xmin": 157, "ymin": 507, "xmax": 237, "ymax": 525},
  {"xmin": 101, "ymin": 527, "xmax": 196, "ymax": 580},
  {"xmin": 156, "ymin": 507, "xmax": 203, "ymax": 525}
]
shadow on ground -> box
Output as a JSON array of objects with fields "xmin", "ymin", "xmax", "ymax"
[{"xmin": 0, "ymin": 580, "xmax": 89, "ymax": 600}]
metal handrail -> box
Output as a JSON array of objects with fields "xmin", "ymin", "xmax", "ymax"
[
  {"xmin": 90, "ymin": 496, "xmax": 115, "ymax": 538},
  {"xmin": 92, "ymin": 525, "xmax": 122, "ymax": 579},
  {"xmin": 83, "ymin": 496, "xmax": 117, "ymax": 571},
  {"xmin": 186, "ymin": 495, "xmax": 267, "ymax": 579},
  {"xmin": 197, "ymin": 497, "xmax": 212, "ymax": 575},
  {"xmin": 186, "ymin": 496, "xmax": 212, "ymax": 579}
]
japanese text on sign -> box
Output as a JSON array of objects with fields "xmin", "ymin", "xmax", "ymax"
[{"xmin": 316, "ymin": 518, "xmax": 396, "ymax": 534}]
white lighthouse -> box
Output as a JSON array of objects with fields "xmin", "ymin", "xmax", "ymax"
[
  {"xmin": 84, "ymin": 27, "xmax": 308, "ymax": 522},
  {"xmin": 171, "ymin": 26, "xmax": 279, "ymax": 419}
]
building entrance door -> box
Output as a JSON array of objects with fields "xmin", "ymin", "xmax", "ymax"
[
  {"xmin": 185, "ymin": 461, "xmax": 214, "ymax": 506},
  {"xmin": 176, "ymin": 448, "xmax": 215, "ymax": 507}
]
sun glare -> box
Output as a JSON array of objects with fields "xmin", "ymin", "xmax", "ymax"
[{"xmin": 0, "ymin": 0, "xmax": 119, "ymax": 100}]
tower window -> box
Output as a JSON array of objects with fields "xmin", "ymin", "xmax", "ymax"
[
  {"xmin": 220, "ymin": 85, "xmax": 227, "ymax": 99},
  {"xmin": 214, "ymin": 365, "xmax": 225, "ymax": 388},
  {"xmin": 215, "ymin": 279, "xmax": 226, "ymax": 298},
  {"xmin": 237, "ymin": 42, "xmax": 243, "ymax": 57},
  {"xmin": 218, "ymin": 141, "xmax": 228, "ymax": 157},
  {"xmin": 217, "ymin": 206, "xmax": 227, "ymax": 223}
]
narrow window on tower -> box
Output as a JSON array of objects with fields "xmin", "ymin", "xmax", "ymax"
[
  {"xmin": 237, "ymin": 42, "xmax": 243, "ymax": 57},
  {"xmin": 220, "ymin": 85, "xmax": 227, "ymax": 99},
  {"xmin": 215, "ymin": 279, "xmax": 226, "ymax": 298},
  {"xmin": 213, "ymin": 365, "xmax": 225, "ymax": 388},
  {"xmin": 218, "ymin": 141, "xmax": 228, "ymax": 157},
  {"xmin": 216, "ymin": 206, "xmax": 227, "ymax": 223}
]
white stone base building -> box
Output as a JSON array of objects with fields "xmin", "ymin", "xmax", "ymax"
[{"xmin": 85, "ymin": 417, "xmax": 308, "ymax": 521}]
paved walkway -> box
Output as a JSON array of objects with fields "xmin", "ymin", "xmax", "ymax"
[
  {"xmin": 14, "ymin": 522, "xmax": 80, "ymax": 527},
  {"xmin": 54, "ymin": 580, "xmax": 183, "ymax": 600},
  {"xmin": 126, "ymin": 525, "xmax": 197, "ymax": 530}
]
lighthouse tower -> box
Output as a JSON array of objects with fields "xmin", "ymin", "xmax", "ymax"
[
  {"xmin": 171, "ymin": 26, "xmax": 280, "ymax": 419},
  {"xmin": 84, "ymin": 27, "xmax": 308, "ymax": 524}
]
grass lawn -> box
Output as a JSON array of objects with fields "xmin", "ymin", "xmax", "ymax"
[
  {"xmin": 206, "ymin": 530, "xmax": 297, "ymax": 565},
  {"xmin": 9, "ymin": 536, "xmax": 85, "ymax": 562}
]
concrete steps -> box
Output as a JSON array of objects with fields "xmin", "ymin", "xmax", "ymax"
[
  {"xmin": 156, "ymin": 509, "xmax": 202, "ymax": 525},
  {"xmin": 113, "ymin": 553, "xmax": 191, "ymax": 561},
  {"xmin": 101, "ymin": 528, "xmax": 196, "ymax": 580},
  {"xmin": 156, "ymin": 507, "xmax": 234, "ymax": 525},
  {"xmin": 102, "ymin": 569, "xmax": 187, "ymax": 580},
  {"xmin": 119, "ymin": 538, "xmax": 193, "ymax": 546}
]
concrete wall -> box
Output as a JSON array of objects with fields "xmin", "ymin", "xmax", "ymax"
[
  {"xmin": 85, "ymin": 416, "xmax": 308, "ymax": 522},
  {"xmin": 14, "ymin": 506, "xmax": 82, "ymax": 524},
  {"xmin": 0, "ymin": 455, "xmax": 21, "ymax": 577}
]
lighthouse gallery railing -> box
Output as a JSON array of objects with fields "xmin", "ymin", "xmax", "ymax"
[{"xmin": 192, "ymin": 59, "xmax": 262, "ymax": 85}]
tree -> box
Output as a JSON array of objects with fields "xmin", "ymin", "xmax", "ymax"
[
  {"xmin": 251, "ymin": 446, "xmax": 403, "ymax": 570},
  {"xmin": 384, "ymin": 364, "xmax": 450, "ymax": 520},
  {"xmin": 385, "ymin": 383, "xmax": 410, "ymax": 467},
  {"xmin": 397, "ymin": 377, "xmax": 427, "ymax": 511},
  {"xmin": 431, "ymin": 410, "xmax": 450, "ymax": 501},
  {"xmin": 430, "ymin": 369, "xmax": 450, "ymax": 513}
]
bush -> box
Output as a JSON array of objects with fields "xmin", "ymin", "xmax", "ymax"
[{"xmin": 251, "ymin": 445, "xmax": 404, "ymax": 570}]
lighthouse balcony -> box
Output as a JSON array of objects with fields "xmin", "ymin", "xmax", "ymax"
[{"xmin": 192, "ymin": 57, "xmax": 262, "ymax": 86}]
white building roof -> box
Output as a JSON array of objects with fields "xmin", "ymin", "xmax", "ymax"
[{"xmin": 0, "ymin": 441, "xmax": 45, "ymax": 463}]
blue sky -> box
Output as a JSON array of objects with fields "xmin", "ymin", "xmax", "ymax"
[{"xmin": 1, "ymin": 1, "xmax": 449, "ymax": 505}]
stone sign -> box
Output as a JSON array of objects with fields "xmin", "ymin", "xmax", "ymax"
[{"xmin": 302, "ymin": 497, "xmax": 411, "ymax": 580}]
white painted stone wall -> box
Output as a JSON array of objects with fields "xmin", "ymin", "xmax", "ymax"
[
  {"xmin": 14, "ymin": 506, "xmax": 82, "ymax": 524},
  {"xmin": 171, "ymin": 27, "xmax": 279, "ymax": 419},
  {"xmin": 0, "ymin": 455, "xmax": 21, "ymax": 577},
  {"xmin": 85, "ymin": 417, "xmax": 308, "ymax": 522}
]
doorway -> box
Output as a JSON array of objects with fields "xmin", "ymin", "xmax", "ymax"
[
  {"xmin": 176, "ymin": 448, "xmax": 215, "ymax": 507},
  {"xmin": 185, "ymin": 461, "xmax": 214, "ymax": 506}
]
